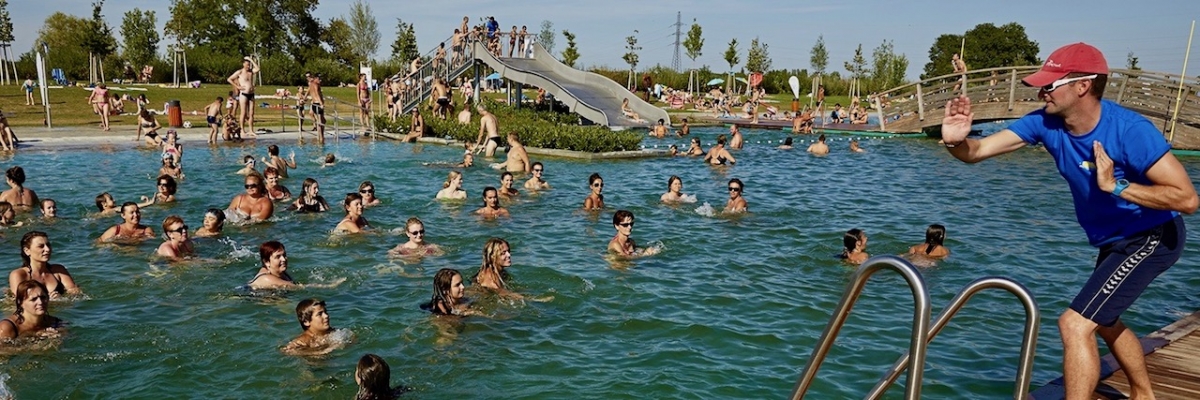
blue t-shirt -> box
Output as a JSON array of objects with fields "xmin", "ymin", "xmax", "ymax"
[
  {"xmin": 1009, "ymin": 99, "xmax": 1176, "ymax": 246},
  {"xmin": 486, "ymin": 20, "xmax": 499, "ymax": 38}
]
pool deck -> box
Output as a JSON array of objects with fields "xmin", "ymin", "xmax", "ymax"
[
  {"xmin": 1027, "ymin": 309, "xmax": 1200, "ymax": 400},
  {"xmin": 7, "ymin": 125, "xmax": 316, "ymax": 150}
]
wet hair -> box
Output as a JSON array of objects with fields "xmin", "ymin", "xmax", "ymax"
[
  {"xmin": 268, "ymin": 144, "xmax": 280, "ymax": 156},
  {"xmin": 355, "ymin": 354, "xmax": 395, "ymax": 400},
  {"xmin": 0, "ymin": 202, "xmax": 11, "ymax": 222},
  {"xmin": 473, "ymin": 237, "xmax": 510, "ymax": 288},
  {"xmin": 425, "ymin": 268, "xmax": 462, "ymax": 315},
  {"xmin": 783, "ymin": 137, "xmax": 793, "ymax": 146},
  {"xmin": 728, "ymin": 178, "xmax": 744, "ymax": 191},
  {"xmin": 344, "ymin": 192, "xmax": 363, "ymax": 209},
  {"xmin": 324, "ymin": 153, "xmax": 336, "ymax": 164},
  {"xmin": 923, "ymin": 224, "xmax": 946, "ymax": 254},
  {"xmin": 13, "ymin": 280, "xmax": 49, "ymax": 325},
  {"xmin": 259, "ymin": 240, "xmax": 285, "ymax": 267},
  {"xmin": 295, "ymin": 298, "xmax": 326, "ymax": 330},
  {"xmin": 667, "ymin": 175, "xmax": 681, "ymax": 189},
  {"xmin": 264, "ymin": 167, "xmax": 280, "ymax": 178},
  {"xmin": 161, "ymin": 215, "xmax": 184, "ymax": 235},
  {"xmin": 692, "ymin": 137, "xmax": 700, "ymax": 144},
  {"xmin": 588, "ymin": 173, "xmax": 602, "ymax": 186},
  {"xmin": 359, "ymin": 181, "xmax": 374, "ymax": 192},
  {"xmin": 157, "ymin": 175, "xmax": 177, "ymax": 195},
  {"xmin": 301, "ymin": 178, "xmax": 319, "ymax": 199},
  {"xmin": 612, "ymin": 209, "xmax": 634, "ymax": 226},
  {"xmin": 95, "ymin": 192, "xmax": 113, "ymax": 211},
  {"xmin": 716, "ymin": 135, "xmax": 727, "ymax": 145},
  {"xmin": 530, "ymin": 161, "xmax": 543, "ymax": 170},
  {"xmin": 507, "ymin": 131, "xmax": 519, "ymax": 142},
  {"xmin": 204, "ymin": 208, "xmax": 226, "ymax": 230},
  {"xmin": 481, "ymin": 187, "xmax": 498, "ymax": 205},
  {"xmin": 405, "ymin": 217, "xmax": 423, "ymax": 232},
  {"xmin": 40, "ymin": 198, "xmax": 55, "ymax": 211},
  {"xmin": 120, "ymin": 201, "xmax": 139, "ymax": 215},
  {"xmin": 19, "ymin": 231, "xmax": 49, "ymax": 269},
  {"xmin": 500, "ymin": 171, "xmax": 514, "ymax": 183},
  {"xmin": 242, "ymin": 155, "xmax": 255, "ymax": 164},
  {"xmin": 842, "ymin": 228, "xmax": 865, "ymax": 257},
  {"xmin": 443, "ymin": 171, "xmax": 461, "ymax": 189},
  {"xmin": 818, "ymin": 134, "xmax": 826, "ymax": 142},
  {"xmin": 5, "ymin": 165, "xmax": 25, "ymax": 185}
]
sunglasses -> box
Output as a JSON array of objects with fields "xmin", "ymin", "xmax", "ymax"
[
  {"xmin": 729, "ymin": 186, "xmax": 742, "ymax": 192},
  {"xmin": 533, "ymin": 169, "xmax": 543, "ymax": 172},
  {"xmin": 408, "ymin": 229, "xmax": 425, "ymax": 236},
  {"xmin": 1040, "ymin": 75, "xmax": 1096, "ymax": 92},
  {"xmin": 360, "ymin": 189, "xmax": 375, "ymax": 194},
  {"xmin": 169, "ymin": 225, "xmax": 188, "ymax": 234},
  {"xmin": 592, "ymin": 183, "xmax": 603, "ymax": 188},
  {"xmin": 617, "ymin": 222, "xmax": 634, "ymax": 227},
  {"xmin": 158, "ymin": 182, "xmax": 169, "ymax": 186},
  {"xmin": 245, "ymin": 183, "xmax": 259, "ymax": 189}
]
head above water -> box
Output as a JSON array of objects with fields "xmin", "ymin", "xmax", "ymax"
[{"xmin": 295, "ymin": 298, "xmax": 327, "ymax": 331}]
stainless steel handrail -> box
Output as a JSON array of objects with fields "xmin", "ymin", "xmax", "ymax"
[
  {"xmin": 864, "ymin": 277, "xmax": 1040, "ymax": 400},
  {"xmin": 790, "ymin": 255, "xmax": 931, "ymax": 400}
]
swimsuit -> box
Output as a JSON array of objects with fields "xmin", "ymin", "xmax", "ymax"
[
  {"xmin": 437, "ymin": 97, "xmax": 450, "ymax": 107},
  {"xmin": 24, "ymin": 267, "xmax": 67, "ymax": 295},
  {"xmin": 488, "ymin": 136, "xmax": 503, "ymax": 146},
  {"xmin": 207, "ymin": 115, "xmax": 218, "ymax": 125},
  {"xmin": 241, "ymin": 92, "xmax": 255, "ymax": 101},
  {"xmin": 311, "ymin": 104, "xmax": 324, "ymax": 115},
  {"xmin": 292, "ymin": 196, "xmax": 327, "ymax": 213}
]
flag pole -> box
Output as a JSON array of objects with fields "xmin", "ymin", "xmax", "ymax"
[{"xmin": 1168, "ymin": 20, "xmax": 1195, "ymax": 142}]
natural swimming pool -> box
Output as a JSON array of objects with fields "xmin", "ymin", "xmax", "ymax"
[{"xmin": 1, "ymin": 125, "xmax": 1199, "ymax": 399}]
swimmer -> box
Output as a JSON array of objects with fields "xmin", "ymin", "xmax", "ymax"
[
  {"xmin": 236, "ymin": 156, "xmax": 257, "ymax": 176},
  {"xmin": 355, "ymin": 354, "xmax": 408, "ymax": 399},
  {"xmin": 159, "ymin": 155, "xmax": 184, "ymax": 180},
  {"xmin": 247, "ymin": 241, "xmax": 295, "ymax": 290},
  {"xmin": 146, "ymin": 175, "xmax": 177, "ymax": 204},
  {"xmin": 652, "ymin": 119, "xmax": 668, "ymax": 138},
  {"xmin": 281, "ymin": 298, "xmax": 351, "ymax": 356},
  {"xmin": 807, "ymin": 134, "xmax": 830, "ymax": 155},
  {"xmin": 420, "ymin": 268, "xmax": 473, "ymax": 316},
  {"xmin": 156, "ymin": 215, "xmax": 195, "ymax": 260},
  {"xmin": 660, "ymin": 175, "xmax": 687, "ymax": 203},
  {"xmin": 724, "ymin": 178, "xmax": 748, "ymax": 213},
  {"xmin": 435, "ymin": 171, "xmax": 467, "ymax": 200},
  {"xmin": 39, "ymin": 199, "xmax": 56, "ymax": 219},
  {"xmin": 227, "ymin": 174, "xmax": 274, "ymax": 222},
  {"xmin": 494, "ymin": 132, "xmax": 530, "ymax": 173},
  {"xmin": 524, "ymin": 162, "xmax": 550, "ymax": 191},
  {"xmin": 98, "ymin": 202, "xmax": 154, "ymax": 242},
  {"xmin": 289, "ymin": 178, "xmax": 329, "ymax": 213},
  {"xmin": 194, "ymin": 208, "xmax": 226, "ymax": 238},
  {"xmin": 675, "ymin": 118, "xmax": 690, "ymax": 136},
  {"xmin": 264, "ymin": 167, "xmax": 292, "ymax": 202},
  {"xmin": 841, "ymin": 228, "xmax": 869, "ymax": 265},
  {"xmin": 388, "ymin": 217, "xmax": 442, "ymax": 257},
  {"xmin": 472, "ymin": 237, "xmax": 513, "ymax": 292},
  {"xmin": 0, "ymin": 280, "xmax": 65, "ymax": 340},
  {"xmin": 608, "ymin": 210, "xmax": 658, "ymax": 257},
  {"xmin": 94, "ymin": 192, "xmax": 119, "ymax": 216},
  {"xmin": 0, "ymin": 202, "xmax": 19, "ymax": 226},
  {"xmin": 321, "ymin": 153, "xmax": 336, "ymax": 168},
  {"xmin": 475, "ymin": 187, "xmax": 510, "ymax": 218},
  {"xmin": 8, "ymin": 231, "xmax": 80, "ymax": 298},
  {"xmin": 850, "ymin": 138, "xmax": 866, "ymax": 153},
  {"xmin": 668, "ymin": 145, "xmax": 679, "ymax": 156},
  {"xmin": 583, "ymin": 173, "xmax": 604, "ymax": 210},
  {"xmin": 685, "ymin": 137, "xmax": 705, "ymax": 157},
  {"xmin": 907, "ymin": 224, "xmax": 950, "ymax": 259},
  {"xmin": 136, "ymin": 108, "xmax": 161, "ymax": 144},
  {"xmin": 358, "ymin": 181, "xmax": 380, "ymax": 207},
  {"xmin": 729, "ymin": 124, "xmax": 744, "ymax": 149},
  {"xmin": 778, "ymin": 137, "xmax": 794, "ymax": 150},
  {"xmin": 498, "ymin": 172, "xmax": 520, "ymax": 199},
  {"xmin": 262, "ymin": 145, "xmax": 297, "ymax": 179},
  {"xmin": 455, "ymin": 147, "xmax": 475, "ymax": 168},
  {"xmin": 703, "ymin": 135, "xmax": 736, "ymax": 165},
  {"xmin": 333, "ymin": 193, "xmax": 370, "ymax": 234},
  {"xmin": 457, "ymin": 107, "xmax": 472, "ymax": 124},
  {"xmin": 0, "ymin": 166, "xmax": 39, "ymax": 211}
]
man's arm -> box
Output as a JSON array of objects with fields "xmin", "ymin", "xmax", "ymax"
[
  {"xmin": 941, "ymin": 96, "xmax": 1027, "ymax": 163},
  {"xmin": 227, "ymin": 71, "xmax": 239, "ymax": 88},
  {"xmin": 1095, "ymin": 142, "xmax": 1199, "ymax": 214}
]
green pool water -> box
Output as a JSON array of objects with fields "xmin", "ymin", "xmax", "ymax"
[{"xmin": 0, "ymin": 126, "xmax": 1198, "ymax": 399}]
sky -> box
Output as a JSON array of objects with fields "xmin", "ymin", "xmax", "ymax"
[{"xmin": 9, "ymin": 0, "xmax": 1200, "ymax": 82}]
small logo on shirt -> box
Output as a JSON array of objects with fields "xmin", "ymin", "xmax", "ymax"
[{"xmin": 1079, "ymin": 161, "xmax": 1095, "ymax": 171}]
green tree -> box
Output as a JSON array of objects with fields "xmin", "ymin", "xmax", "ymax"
[
  {"xmin": 723, "ymin": 38, "xmax": 739, "ymax": 93},
  {"xmin": 1126, "ymin": 51, "xmax": 1141, "ymax": 71},
  {"xmin": 870, "ymin": 39, "xmax": 908, "ymax": 91},
  {"xmin": 560, "ymin": 29, "xmax": 580, "ymax": 68},
  {"xmin": 347, "ymin": 0, "xmax": 379, "ymax": 63},
  {"xmin": 745, "ymin": 37, "xmax": 771, "ymax": 73},
  {"xmin": 922, "ymin": 22, "xmax": 1039, "ymax": 79},
  {"xmin": 241, "ymin": 0, "xmax": 323, "ymax": 63},
  {"xmin": 622, "ymin": 31, "xmax": 640, "ymax": 89},
  {"xmin": 165, "ymin": 0, "xmax": 245, "ymax": 55},
  {"xmin": 83, "ymin": 1, "xmax": 117, "ymax": 59},
  {"xmin": 538, "ymin": 20, "xmax": 555, "ymax": 54},
  {"xmin": 843, "ymin": 43, "xmax": 867, "ymax": 95},
  {"xmin": 810, "ymin": 35, "xmax": 828, "ymax": 76},
  {"xmin": 0, "ymin": 0, "xmax": 14, "ymax": 44},
  {"xmin": 390, "ymin": 19, "xmax": 418, "ymax": 62},
  {"xmin": 323, "ymin": 17, "xmax": 355, "ymax": 66},
  {"xmin": 120, "ymin": 9, "xmax": 159, "ymax": 68},
  {"xmin": 28, "ymin": 12, "xmax": 93, "ymax": 79},
  {"xmin": 682, "ymin": 20, "xmax": 704, "ymax": 94}
]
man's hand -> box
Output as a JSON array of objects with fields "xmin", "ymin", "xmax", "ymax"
[
  {"xmin": 1093, "ymin": 141, "xmax": 1117, "ymax": 192},
  {"xmin": 941, "ymin": 96, "xmax": 974, "ymax": 145}
]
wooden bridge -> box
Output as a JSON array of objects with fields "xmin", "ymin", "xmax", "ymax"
[{"xmin": 871, "ymin": 66, "xmax": 1200, "ymax": 150}]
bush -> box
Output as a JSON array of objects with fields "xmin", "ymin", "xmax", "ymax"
[{"xmin": 374, "ymin": 100, "xmax": 644, "ymax": 153}]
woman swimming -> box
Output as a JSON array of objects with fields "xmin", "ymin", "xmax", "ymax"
[
  {"xmin": 147, "ymin": 175, "xmax": 177, "ymax": 204},
  {"xmin": 686, "ymin": 137, "xmax": 705, "ymax": 157},
  {"xmin": 0, "ymin": 201, "xmax": 20, "ymax": 226},
  {"xmin": 194, "ymin": 208, "xmax": 226, "ymax": 238},
  {"xmin": 660, "ymin": 175, "xmax": 687, "ymax": 203},
  {"xmin": 475, "ymin": 187, "xmax": 510, "ymax": 218},
  {"xmin": 333, "ymin": 193, "xmax": 370, "ymax": 234},
  {"xmin": 907, "ymin": 224, "xmax": 950, "ymax": 259},
  {"xmin": 435, "ymin": 171, "xmax": 467, "ymax": 200},
  {"xmin": 159, "ymin": 155, "xmax": 184, "ymax": 180},
  {"xmin": 264, "ymin": 167, "xmax": 292, "ymax": 202},
  {"xmin": 420, "ymin": 268, "xmax": 471, "ymax": 316},
  {"xmin": 724, "ymin": 178, "xmax": 747, "ymax": 213},
  {"xmin": 98, "ymin": 202, "xmax": 155, "ymax": 242},
  {"xmin": 248, "ymin": 241, "xmax": 296, "ymax": 290},
  {"xmin": 472, "ymin": 237, "xmax": 512, "ymax": 292},
  {"xmin": 0, "ymin": 280, "xmax": 65, "ymax": 340},
  {"xmin": 523, "ymin": 162, "xmax": 550, "ymax": 190},
  {"xmin": 8, "ymin": 231, "xmax": 80, "ymax": 298},
  {"xmin": 156, "ymin": 215, "xmax": 195, "ymax": 260},
  {"xmin": 354, "ymin": 354, "xmax": 407, "ymax": 400},
  {"xmin": 583, "ymin": 173, "xmax": 604, "ymax": 210},
  {"xmin": 703, "ymin": 135, "xmax": 736, "ymax": 165},
  {"xmin": 498, "ymin": 171, "xmax": 520, "ymax": 199},
  {"xmin": 289, "ymin": 178, "xmax": 329, "ymax": 213},
  {"xmin": 388, "ymin": 217, "xmax": 442, "ymax": 257},
  {"xmin": 841, "ymin": 228, "xmax": 869, "ymax": 265},
  {"xmin": 358, "ymin": 181, "xmax": 380, "ymax": 206}
]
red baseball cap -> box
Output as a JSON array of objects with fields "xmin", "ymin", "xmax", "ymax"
[{"xmin": 1022, "ymin": 42, "xmax": 1109, "ymax": 87}]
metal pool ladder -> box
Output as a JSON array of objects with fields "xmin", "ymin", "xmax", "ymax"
[{"xmin": 789, "ymin": 255, "xmax": 1040, "ymax": 400}]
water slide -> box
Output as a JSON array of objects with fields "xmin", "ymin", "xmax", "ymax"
[{"xmin": 471, "ymin": 42, "xmax": 669, "ymax": 128}]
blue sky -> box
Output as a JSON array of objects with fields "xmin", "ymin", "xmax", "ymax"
[{"xmin": 10, "ymin": 0, "xmax": 1200, "ymax": 81}]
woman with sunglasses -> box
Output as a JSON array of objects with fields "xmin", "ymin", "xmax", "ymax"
[
  {"xmin": 582, "ymin": 173, "xmax": 604, "ymax": 210},
  {"xmin": 156, "ymin": 215, "xmax": 195, "ymax": 260},
  {"xmin": 724, "ymin": 178, "xmax": 747, "ymax": 213},
  {"xmin": 333, "ymin": 193, "xmax": 370, "ymax": 234},
  {"xmin": 389, "ymin": 217, "xmax": 442, "ymax": 257},
  {"xmin": 608, "ymin": 210, "xmax": 651, "ymax": 257},
  {"xmin": 227, "ymin": 174, "xmax": 274, "ymax": 222},
  {"xmin": 523, "ymin": 162, "xmax": 550, "ymax": 191},
  {"xmin": 685, "ymin": 137, "xmax": 705, "ymax": 157},
  {"xmin": 358, "ymin": 181, "xmax": 380, "ymax": 206},
  {"xmin": 475, "ymin": 187, "xmax": 509, "ymax": 218},
  {"xmin": 144, "ymin": 175, "xmax": 177, "ymax": 205},
  {"xmin": 289, "ymin": 178, "xmax": 329, "ymax": 213}
]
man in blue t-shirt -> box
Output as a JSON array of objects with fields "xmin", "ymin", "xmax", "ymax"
[{"xmin": 941, "ymin": 42, "xmax": 1198, "ymax": 399}]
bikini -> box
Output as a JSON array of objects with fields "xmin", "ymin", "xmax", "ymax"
[{"xmin": 24, "ymin": 267, "xmax": 67, "ymax": 296}]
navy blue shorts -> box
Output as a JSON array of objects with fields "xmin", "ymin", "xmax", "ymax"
[{"xmin": 1070, "ymin": 215, "xmax": 1185, "ymax": 327}]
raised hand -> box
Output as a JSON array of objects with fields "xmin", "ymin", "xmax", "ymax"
[
  {"xmin": 942, "ymin": 96, "xmax": 974, "ymax": 145},
  {"xmin": 1093, "ymin": 141, "xmax": 1117, "ymax": 192}
]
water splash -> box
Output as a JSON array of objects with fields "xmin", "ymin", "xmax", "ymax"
[
  {"xmin": 693, "ymin": 202, "xmax": 716, "ymax": 217},
  {"xmin": 0, "ymin": 373, "xmax": 11, "ymax": 400},
  {"xmin": 679, "ymin": 194, "xmax": 698, "ymax": 204},
  {"xmin": 220, "ymin": 238, "xmax": 257, "ymax": 260}
]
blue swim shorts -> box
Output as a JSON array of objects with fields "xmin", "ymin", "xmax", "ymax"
[{"xmin": 1070, "ymin": 215, "xmax": 1185, "ymax": 327}]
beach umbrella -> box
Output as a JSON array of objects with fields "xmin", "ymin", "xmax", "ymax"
[
  {"xmin": 485, "ymin": 72, "xmax": 502, "ymax": 80},
  {"xmin": 705, "ymin": 78, "xmax": 724, "ymax": 86},
  {"xmin": 734, "ymin": 77, "xmax": 749, "ymax": 84}
]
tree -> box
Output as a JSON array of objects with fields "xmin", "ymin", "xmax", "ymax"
[
  {"xmin": 682, "ymin": 20, "xmax": 704, "ymax": 94},
  {"xmin": 0, "ymin": 0, "xmax": 14, "ymax": 44},
  {"xmin": 240, "ymin": 0, "xmax": 322, "ymax": 63},
  {"xmin": 27, "ymin": 12, "xmax": 93, "ymax": 79},
  {"xmin": 1126, "ymin": 51, "xmax": 1141, "ymax": 71},
  {"xmin": 390, "ymin": 19, "xmax": 418, "ymax": 62},
  {"xmin": 922, "ymin": 22, "xmax": 1039, "ymax": 79},
  {"xmin": 870, "ymin": 39, "xmax": 908, "ymax": 91},
  {"xmin": 723, "ymin": 38, "xmax": 739, "ymax": 92},
  {"xmin": 347, "ymin": 0, "xmax": 379, "ymax": 63},
  {"xmin": 810, "ymin": 35, "xmax": 828, "ymax": 76},
  {"xmin": 843, "ymin": 43, "xmax": 867, "ymax": 95},
  {"xmin": 165, "ymin": 0, "xmax": 245, "ymax": 56},
  {"xmin": 83, "ymin": 1, "xmax": 117, "ymax": 59},
  {"xmin": 622, "ymin": 31, "xmax": 640, "ymax": 89},
  {"xmin": 745, "ymin": 37, "xmax": 771, "ymax": 73},
  {"xmin": 120, "ymin": 9, "xmax": 159, "ymax": 68},
  {"xmin": 560, "ymin": 30, "xmax": 580, "ymax": 68},
  {"xmin": 538, "ymin": 20, "xmax": 555, "ymax": 54},
  {"xmin": 323, "ymin": 17, "xmax": 355, "ymax": 66}
]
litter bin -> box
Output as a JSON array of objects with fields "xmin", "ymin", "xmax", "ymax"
[{"xmin": 167, "ymin": 100, "xmax": 183, "ymax": 128}]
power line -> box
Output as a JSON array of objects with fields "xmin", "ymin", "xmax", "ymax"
[{"xmin": 671, "ymin": 11, "xmax": 682, "ymax": 71}]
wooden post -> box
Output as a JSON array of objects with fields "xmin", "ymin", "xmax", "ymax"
[
  {"xmin": 1117, "ymin": 74, "xmax": 1130, "ymax": 103},
  {"xmin": 1007, "ymin": 68, "xmax": 1018, "ymax": 111},
  {"xmin": 916, "ymin": 84, "xmax": 925, "ymax": 121}
]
